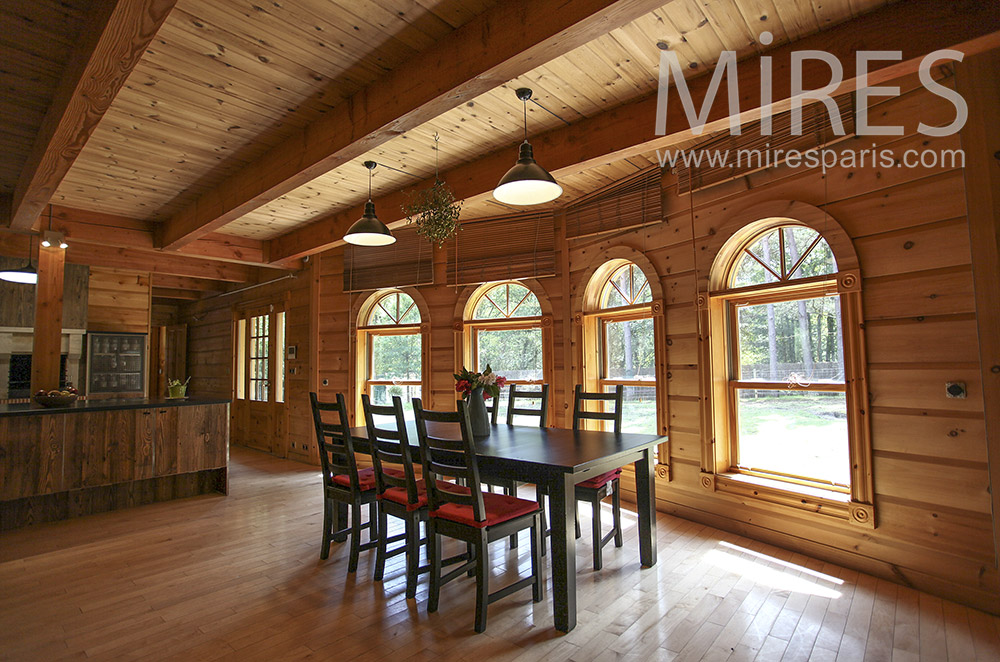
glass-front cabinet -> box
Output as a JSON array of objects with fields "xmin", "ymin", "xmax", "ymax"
[{"xmin": 86, "ymin": 332, "xmax": 147, "ymax": 396}]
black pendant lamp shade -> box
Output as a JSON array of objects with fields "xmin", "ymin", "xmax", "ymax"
[
  {"xmin": 344, "ymin": 161, "xmax": 396, "ymax": 246},
  {"xmin": 0, "ymin": 236, "xmax": 37, "ymax": 284},
  {"xmin": 493, "ymin": 88, "xmax": 562, "ymax": 206}
]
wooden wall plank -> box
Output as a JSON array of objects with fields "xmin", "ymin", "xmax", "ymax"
[{"xmin": 30, "ymin": 246, "xmax": 65, "ymax": 393}]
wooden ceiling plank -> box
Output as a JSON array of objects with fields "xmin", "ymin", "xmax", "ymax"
[
  {"xmin": 157, "ymin": 0, "xmax": 675, "ymax": 250},
  {"xmin": 268, "ymin": 0, "xmax": 1000, "ymax": 263},
  {"xmin": 5, "ymin": 0, "xmax": 178, "ymax": 230},
  {"xmin": 151, "ymin": 287, "xmax": 202, "ymax": 300}
]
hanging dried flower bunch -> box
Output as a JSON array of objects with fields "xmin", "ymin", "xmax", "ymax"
[{"xmin": 402, "ymin": 134, "xmax": 463, "ymax": 247}]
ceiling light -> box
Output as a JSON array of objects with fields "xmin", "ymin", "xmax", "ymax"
[
  {"xmin": 0, "ymin": 236, "xmax": 37, "ymax": 285},
  {"xmin": 344, "ymin": 161, "xmax": 396, "ymax": 246},
  {"xmin": 493, "ymin": 88, "xmax": 562, "ymax": 206},
  {"xmin": 41, "ymin": 230, "xmax": 67, "ymax": 249}
]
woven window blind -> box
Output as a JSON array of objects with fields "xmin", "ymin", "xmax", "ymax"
[
  {"xmin": 342, "ymin": 227, "xmax": 433, "ymax": 292},
  {"xmin": 446, "ymin": 212, "xmax": 555, "ymax": 286},
  {"xmin": 676, "ymin": 94, "xmax": 856, "ymax": 194},
  {"xmin": 564, "ymin": 167, "xmax": 662, "ymax": 239}
]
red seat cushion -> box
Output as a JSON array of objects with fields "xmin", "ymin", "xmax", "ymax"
[
  {"xmin": 431, "ymin": 491, "xmax": 539, "ymax": 529},
  {"xmin": 332, "ymin": 466, "xmax": 376, "ymax": 491},
  {"xmin": 577, "ymin": 468, "xmax": 622, "ymax": 490},
  {"xmin": 380, "ymin": 480, "xmax": 468, "ymax": 512}
]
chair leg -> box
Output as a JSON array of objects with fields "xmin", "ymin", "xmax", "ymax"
[
  {"xmin": 466, "ymin": 542, "xmax": 476, "ymax": 577},
  {"xmin": 536, "ymin": 485, "xmax": 547, "ymax": 557},
  {"xmin": 530, "ymin": 514, "xmax": 542, "ymax": 603},
  {"xmin": 405, "ymin": 516, "xmax": 420, "ymax": 600},
  {"xmin": 428, "ymin": 522, "xmax": 441, "ymax": 613},
  {"xmin": 612, "ymin": 479, "xmax": 623, "ymax": 548},
  {"xmin": 591, "ymin": 494, "xmax": 603, "ymax": 571},
  {"xmin": 474, "ymin": 532, "xmax": 489, "ymax": 633},
  {"xmin": 320, "ymin": 497, "xmax": 332, "ymax": 560},
  {"xmin": 348, "ymin": 502, "xmax": 362, "ymax": 573},
  {"xmin": 373, "ymin": 507, "xmax": 389, "ymax": 581}
]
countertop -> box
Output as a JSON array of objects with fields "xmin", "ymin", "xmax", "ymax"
[{"xmin": 0, "ymin": 397, "xmax": 231, "ymax": 418}]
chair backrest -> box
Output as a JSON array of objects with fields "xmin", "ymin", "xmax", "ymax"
[
  {"xmin": 362, "ymin": 394, "xmax": 419, "ymax": 504},
  {"xmin": 506, "ymin": 383, "xmax": 550, "ymax": 427},
  {"xmin": 309, "ymin": 392, "xmax": 362, "ymax": 492},
  {"xmin": 412, "ymin": 398, "xmax": 487, "ymax": 523},
  {"xmin": 572, "ymin": 384, "xmax": 624, "ymax": 434},
  {"xmin": 484, "ymin": 394, "xmax": 500, "ymax": 425}
]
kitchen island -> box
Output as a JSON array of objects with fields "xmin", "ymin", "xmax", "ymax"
[{"xmin": 0, "ymin": 398, "xmax": 229, "ymax": 530}]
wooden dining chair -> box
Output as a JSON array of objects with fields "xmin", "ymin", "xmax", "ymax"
[
  {"xmin": 412, "ymin": 397, "xmax": 543, "ymax": 633},
  {"xmin": 309, "ymin": 392, "xmax": 379, "ymax": 573},
  {"xmin": 572, "ymin": 384, "xmax": 625, "ymax": 571},
  {"xmin": 362, "ymin": 394, "xmax": 427, "ymax": 600}
]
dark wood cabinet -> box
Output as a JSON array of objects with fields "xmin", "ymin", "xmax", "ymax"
[{"xmin": 0, "ymin": 401, "xmax": 228, "ymax": 530}]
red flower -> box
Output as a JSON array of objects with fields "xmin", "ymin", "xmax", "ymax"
[
  {"xmin": 483, "ymin": 390, "xmax": 490, "ymax": 400},
  {"xmin": 496, "ymin": 376, "xmax": 507, "ymax": 388},
  {"xmin": 456, "ymin": 379, "xmax": 470, "ymax": 393}
]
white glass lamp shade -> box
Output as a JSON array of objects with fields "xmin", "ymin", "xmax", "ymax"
[
  {"xmin": 493, "ymin": 141, "xmax": 562, "ymax": 206},
  {"xmin": 343, "ymin": 201, "xmax": 396, "ymax": 246}
]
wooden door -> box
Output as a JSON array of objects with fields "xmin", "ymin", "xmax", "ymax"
[{"xmin": 232, "ymin": 305, "xmax": 285, "ymax": 454}]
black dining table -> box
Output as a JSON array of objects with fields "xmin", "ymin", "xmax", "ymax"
[{"xmin": 348, "ymin": 420, "xmax": 664, "ymax": 633}]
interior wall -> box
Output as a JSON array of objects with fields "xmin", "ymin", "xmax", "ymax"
[
  {"xmin": 176, "ymin": 73, "xmax": 997, "ymax": 614},
  {"xmin": 86, "ymin": 268, "xmax": 150, "ymax": 334}
]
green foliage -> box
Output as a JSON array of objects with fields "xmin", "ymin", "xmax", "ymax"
[
  {"xmin": 403, "ymin": 180, "xmax": 463, "ymax": 247},
  {"xmin": 371, "ymin": 333, "xmax": 421, "ymax": 381},
  {"xmin": 475, "ymin": 328, "xmax": 543, "ymax": 380}
]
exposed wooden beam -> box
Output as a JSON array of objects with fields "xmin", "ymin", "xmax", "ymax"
[
  {"xmin": 6, "ymin": 0, "xmax": 177, "ymax": 230},
  {"xmin": 151, "ymin": 288, "xmax": 202, "ymax": 301},
  {"xmin": 45, "ymin": 206, "xmax": 275, "ymax": 267},
  {"xmin": 150, "ymin": 274, "xmax": 222, "ymax": 292},
  {"xmin": 268, "ymin": 0, "xmax": 1000, "ymax": 263},
  {"xmin": 0, "ymin": 231, "xmax": 274, "ymax": 283},
  {"xmin": 156, "ymin": 0, "xmax": 672, "ymax": 250}
]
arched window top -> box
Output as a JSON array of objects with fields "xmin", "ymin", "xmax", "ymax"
[
  {"xmin": 366, "ymin": 291, "xmax": 421, "ymax": 326},
  {"xmin": 471, "ymin": 282, "xmax": 541, "ymax": 320},
  {"xmin": 601, "ymin": 262, "xmax": 652, "ymax": 309},
  {"xmin": 729, "ymin": 226, "xmax": 837, "ymax": 289}
]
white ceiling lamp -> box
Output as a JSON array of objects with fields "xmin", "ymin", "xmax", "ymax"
[
  {"xmin": 344, "ymin": 161, "xmax": 396, "ymax": 246},
  {"xmin": 0, "ymin": 236, "xmax": 37, "ymax": 285},
  {"xmin": 493, "ymin": 88, "xmax": 563, "ymax": 206}
]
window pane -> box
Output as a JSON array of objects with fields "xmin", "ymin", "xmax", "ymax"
[
  {"xmin": 601, "ymin": 263, "xmax": 651, "ymax": 309},
  {"xmin": 472, "ymin": 283, "xmax": 541, "ymax": 320},
  {"xmin": 604, "ymin": 384, "xmax": 657, "ymax": 434},
  {"xmin": 476, "ymin": 328, "xmax": 543, "ymax": 381},
  {"xmin": 735, "ymin": 389, "xmax": 849, "ymax": 486},
  {"xmin": 603, "ymin": 317, "xmax": 655, "ymax": 380},
  {"xmin": 787, "ymin": 230, "xmax": 837, "ymax": 279},
  {"xmin": 367, "ymin": 292, "xmax": 420, "ymax": 326},
  {"xmin": 737, "ymin": 296, "xmax": 844, "ymax": 383},
  {"xmin": 371, "ymin": 333, "xmax": 421, "ymax": 380},
  {"xmin": 369, "ymin": 383, "xmax": 421, "ymax": 420}
]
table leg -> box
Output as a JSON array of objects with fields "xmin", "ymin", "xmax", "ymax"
[
  {"xmin": 549, "ymin": 472, "xmax": 577, "ymax": 632},
  {"xmin": 636, "ymin": 448, "xmax": 657, "ymax": 567}
]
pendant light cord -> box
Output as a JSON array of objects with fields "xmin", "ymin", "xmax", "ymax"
[{"xmin": 523, "ymin": 99, "xmax": 529, "ymax": 142}]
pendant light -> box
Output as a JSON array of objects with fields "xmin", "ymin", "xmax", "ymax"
[
  {"xmin": 344, "ymin": 161, "xmax": 396, "ymax": 246},
  {"xmin": 493, "ymin": 88, "xmax": 563, "ymax": 206},
  {"xmin": 0, "ymin": 235, "xmax": 38, "ymax": 284}
]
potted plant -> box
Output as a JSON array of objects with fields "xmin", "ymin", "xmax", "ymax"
[
  {"xmin": 454, "ymin": 364, "xmax": 507, "ymax": 437},
  {"xmin": 402, "ymin": 133, "xmax": 463, "ymax": 246},
  {"xmin": 167, "ymin": 377, "xmax": 190, "ymax": 399}
]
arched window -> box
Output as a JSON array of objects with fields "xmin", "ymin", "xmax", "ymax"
[
  {"xmin": 714, "ymin": 224, "xmax": 849, "ymax": 490},
  {"xmin": 466, "ymin": 282, "xmax": 545, "ymax": 421},
  {"xmin": 594, "ymin": 262, "xmax": 656, "ymax": 433},
  {"xmin": 360, "ymin": 291, "xmax": 422, "ymax": 417}
]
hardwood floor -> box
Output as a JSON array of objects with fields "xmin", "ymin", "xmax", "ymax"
[{"xmin": 1, "ymin": 447, "xmax": 998, "ymax": 661}]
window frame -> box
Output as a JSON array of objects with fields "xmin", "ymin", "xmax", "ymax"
[
  {"xmin": 703, "ymin": 220, "xmax": 874, "ymax": 528},
  {"xmin": 463, "ymin": 281, "xmax": 552, "ymax": 419},
  {"xmin": 358, "ymin": 291, "xmax": 423, "ymax": 414}
]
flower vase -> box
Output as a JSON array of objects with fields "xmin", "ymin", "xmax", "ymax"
[{"xmin": 467, "ymin": 386, "xmax": 491, "ymax": 437}]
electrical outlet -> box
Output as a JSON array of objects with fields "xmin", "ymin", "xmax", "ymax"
[{"xmin": 945, "ymin": 382, "xmax": 967, "ymax": 399}]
